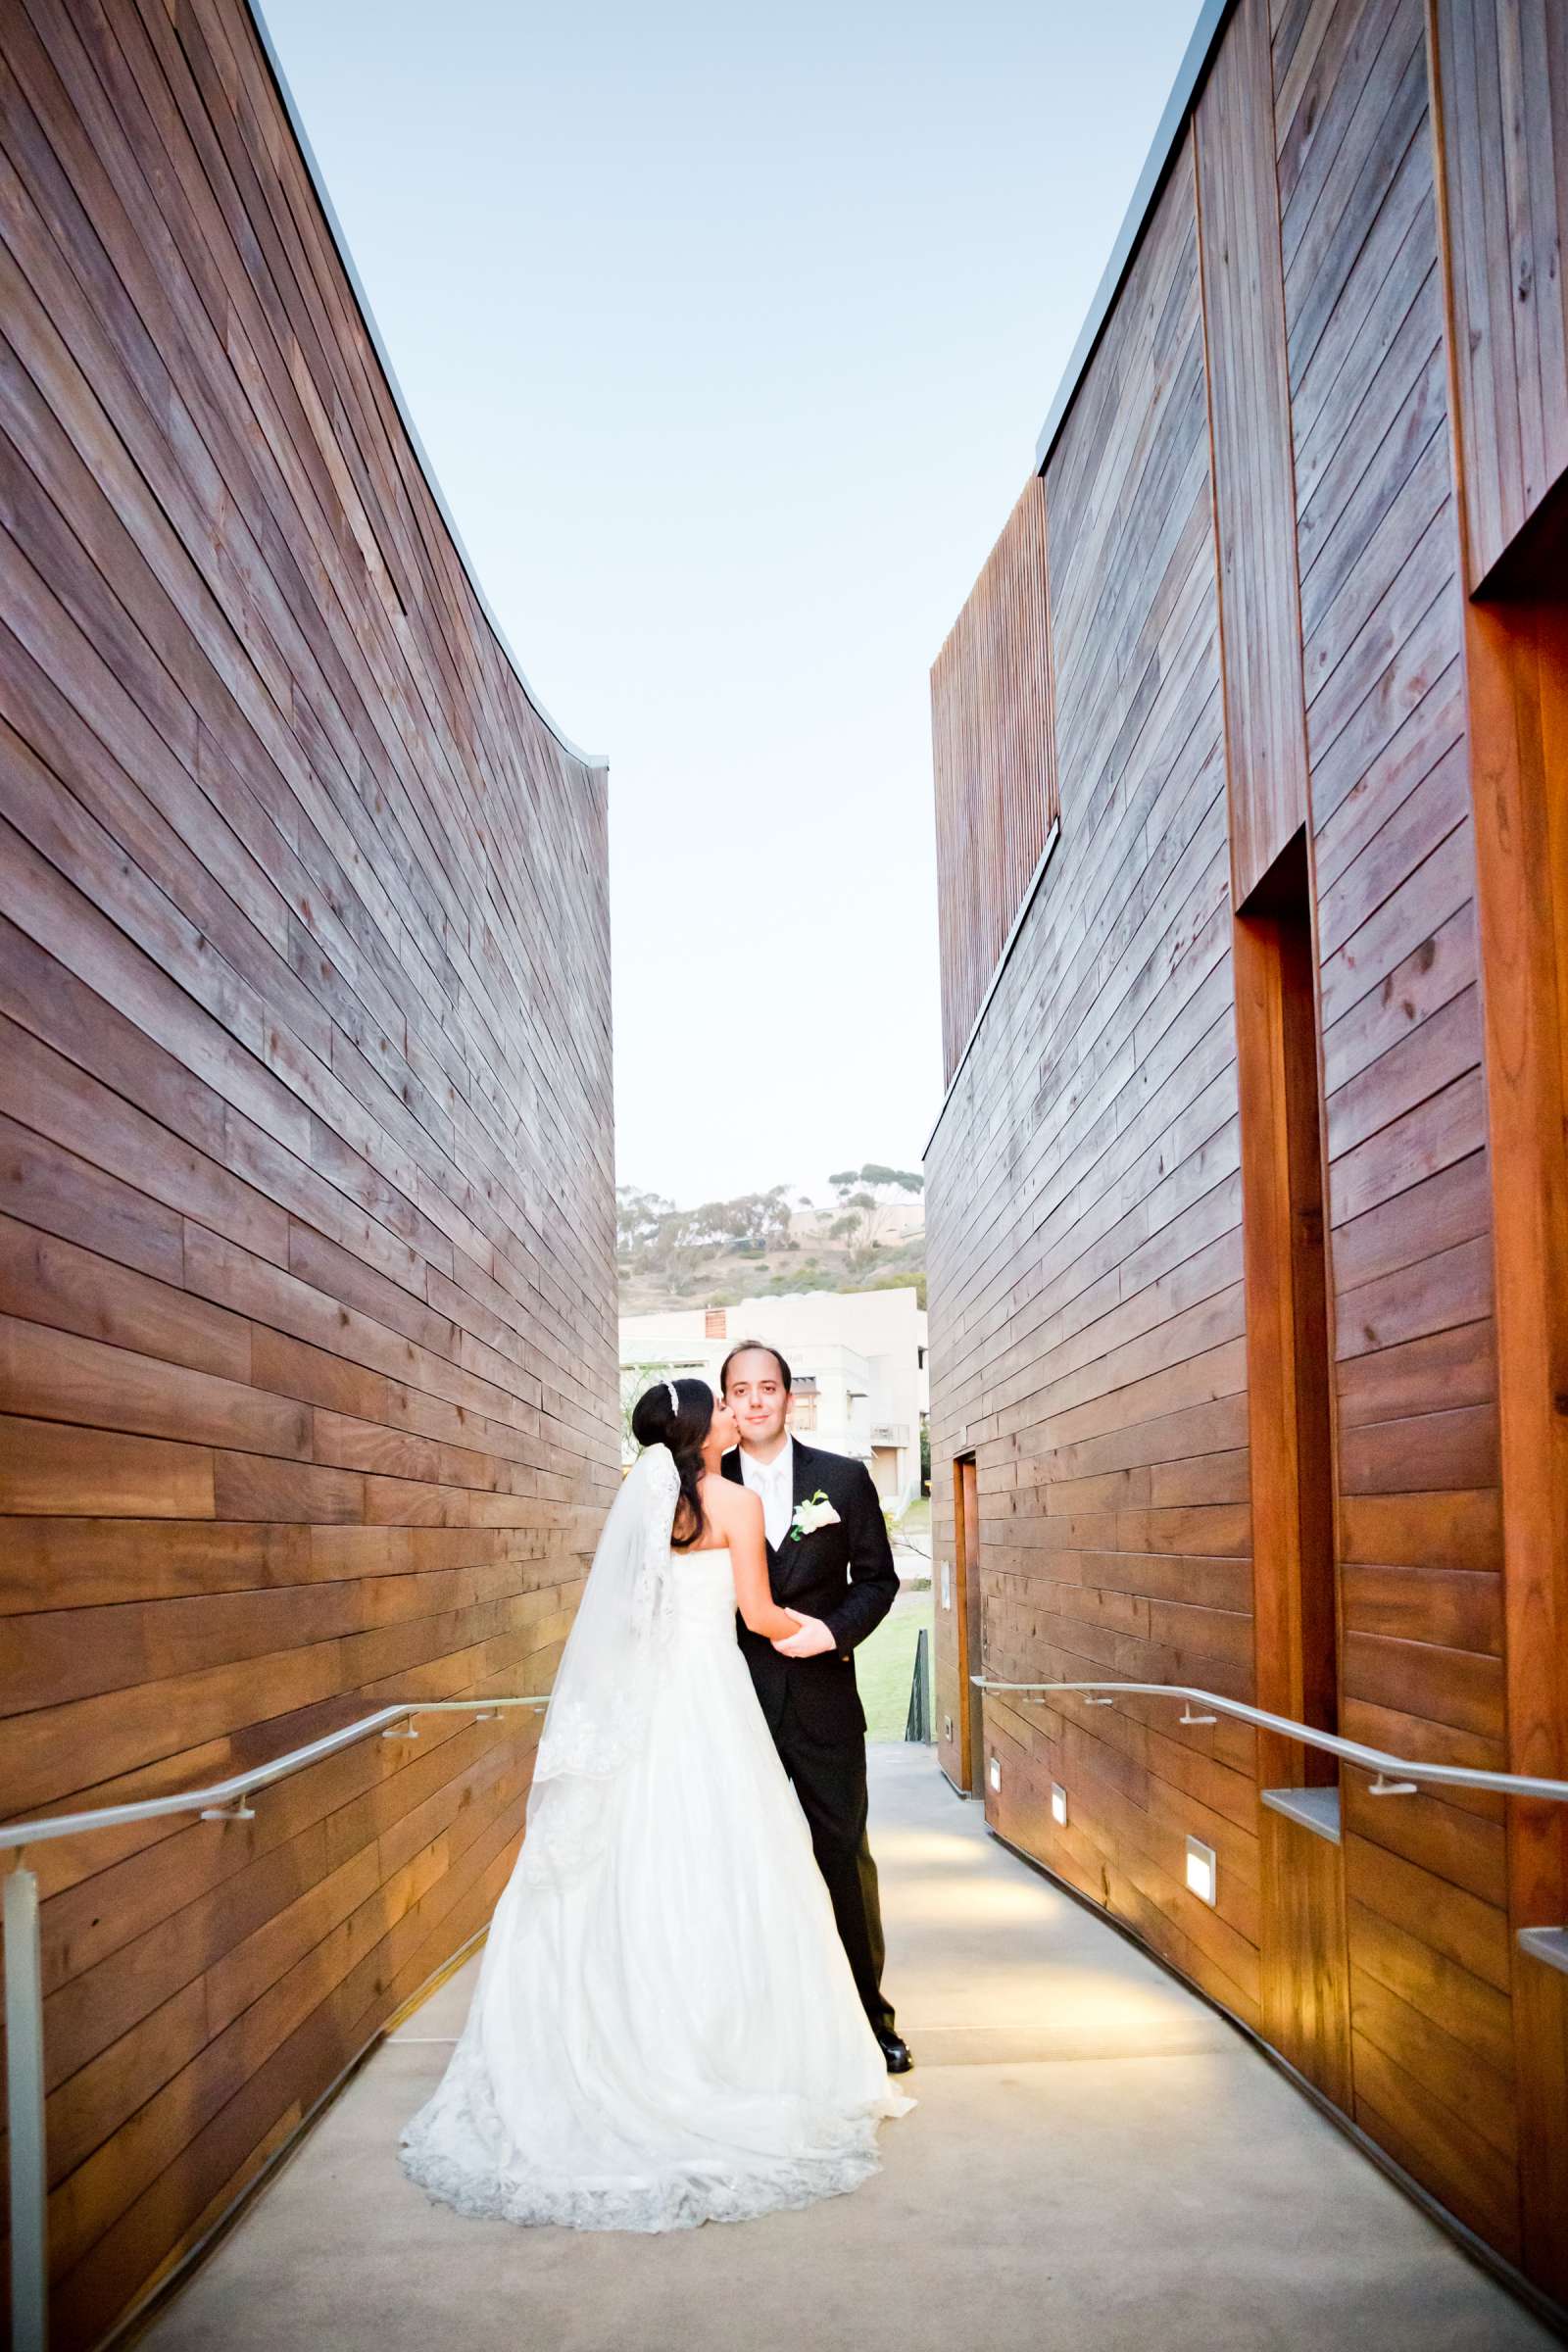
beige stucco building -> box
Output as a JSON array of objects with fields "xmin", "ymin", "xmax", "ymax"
[{"xmin": 619, "ymin": 1291, "xmax": 928, "ymax": 1511}]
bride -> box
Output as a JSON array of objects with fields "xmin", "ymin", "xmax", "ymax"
[{"xmin": 399, "ymin": 1375, "xmax": 913, "ymax": 2231}]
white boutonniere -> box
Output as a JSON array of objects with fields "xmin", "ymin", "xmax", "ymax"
[{"xmin": 788, "ymin": 1490, "xmax": 841, "ymax": 1543}]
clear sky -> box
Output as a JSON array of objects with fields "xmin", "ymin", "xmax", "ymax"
[{"xmin": 261, "ymin": 0, "xmax": 1198, "ymax": 1208}]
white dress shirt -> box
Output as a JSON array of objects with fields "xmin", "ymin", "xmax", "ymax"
[{"xmin": 739, "ymin": 1437, "xmax": 794, "ymax": 1550}]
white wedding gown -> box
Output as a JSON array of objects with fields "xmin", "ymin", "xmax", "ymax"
[{"xmin": 399, "ymin": 1545, "xmax": 912, "ymax": 2231}]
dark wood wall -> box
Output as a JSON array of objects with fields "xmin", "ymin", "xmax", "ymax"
[
  {"xmin": 1433, "ymin": 0, "xmax": 1568, "ymax": 2278},
  {"xmin": 0, "ymin": 1, "xmax": 616, "ymax": 2340},
  {"xmin": 1272, "ymin": 0, "xmax": 1517, "ymax": 2263},
  {"xmin": 1432, "ymin": 0, "xmax": 1568, "ymax": 593},
  {"xmin": 930, "ymin": 475, "xmax": 1058, "ymax": 1082},
  {"xmin": 928, "ymin": 0, "xmax": 1568, "ymax": 2306},
  {"xmin": 929, "ymin": 142, "xmax": 1252, "ymax": 2015}
]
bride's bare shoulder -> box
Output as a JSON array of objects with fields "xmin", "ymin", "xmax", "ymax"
[{"xmin": 702, "ymin": 1475, "xmax": 761, "ymax": 1532}]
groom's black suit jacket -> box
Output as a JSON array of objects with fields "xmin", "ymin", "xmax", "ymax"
[{"xmin": 722, "ymin": 1439, "xmax": 899, "ymax": 1740}]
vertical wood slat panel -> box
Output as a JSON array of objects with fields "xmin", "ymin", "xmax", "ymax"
[
  {"xmin": 1267, "ymin": 0, "xmax": 1519, "ymax": 2253},
  {"xmin": 1273, "ymin": 0, "xmax": 1524, "ymax": 2267},
  {"xmin": 1430, "ymin": 0, "xmax": 1568, "ymax": 2299},
  {"xmin": 1457, "ymin": 591, "xmax": 1568, "ymax": 2301},
  {"xmin": 930, "ymin": 474, "xmax": 1057, "ymax": 1084},
  {"xmin": 1194, "ymin": 0, "xmax": 1311, "ymax": 906},
  {"xmin": 1197, "ymin": 0, "xmax": 1350, "ymax": 2106},
  {"xmin": 1427, "ymin": 61, "xmax": 1568, "ymax": 2267},
  {"xmin": 1431, "ymin": 0, "xmax": 1568, "ymax": 589},
  {"xmin": 0, "ymin": 0, "xmax": 616, "ymax": 2339}
]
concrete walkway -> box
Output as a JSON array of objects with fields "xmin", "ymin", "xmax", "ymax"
[{"xmin": 145, "ymin": 1747, "xmax": 1554, "ymax": 2352}]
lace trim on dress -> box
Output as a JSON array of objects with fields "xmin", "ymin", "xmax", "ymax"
[
  {"xmin": 399, "ymin": 2089, "xmax": 909, "ymax": 2233},
  {"xmin": 399, "ymin": 2124, "xmax": 888, "ymax": 2233},
  {"xmin": 396, "ymin": 1997, "xmax": 914, "ymax": 2234}
]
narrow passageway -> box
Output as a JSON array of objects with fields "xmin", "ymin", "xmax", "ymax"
[{"xmin": 144, "ymin": 1751, "xmax": 1552, "ymax": 2352}]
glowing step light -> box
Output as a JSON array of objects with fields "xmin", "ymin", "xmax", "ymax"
[
  {"xmin": 989, "ymin": 1753, "xmax": 1002, "ymax": 1792},
  {"xmin": 1051, "ymin": 1782, "xmax": 1068, "ymax": 1826},
  {"xmin": 1185, "ymin": 1835, "xmax": 1218, "ymax": 1906}
]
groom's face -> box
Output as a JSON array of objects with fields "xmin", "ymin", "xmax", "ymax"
[{"xmin": 723, "ymin": 1350, "xmax": 789, "ymax": 1448}]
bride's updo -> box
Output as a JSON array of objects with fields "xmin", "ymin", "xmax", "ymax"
[{"xmin": 630, "ymin": 1377, "xmax": 712, "ymax": 1550}]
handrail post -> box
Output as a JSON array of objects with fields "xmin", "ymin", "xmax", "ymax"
[{"xmin": 6, "ymin": 1860, "xmax": 48, "ymax": 2351}]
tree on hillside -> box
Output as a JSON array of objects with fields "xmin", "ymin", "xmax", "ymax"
[
  {"xmin": 616, "ymin": 1183, "xmax": 795, "ymax": 1292},
  {"xmin": 828, "ymin": 1163, "xmax": 923, "ymax": 1198},
  {"xmin": 825, "ymin": 1163, "xmax": 925, "ymax": 1266},
  {"xmin": 616, "ymin": 1166, "xmax": 924, "ymax": 1311},
  {"xmin": 616, "ymin": 1184, "xmax": 674, "ymax": 1255}
]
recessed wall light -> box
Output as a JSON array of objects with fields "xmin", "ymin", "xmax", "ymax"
[
  {"xmin": 1051, "ymin": 1782, "xmax": 1068, "ymax": 1826},
  {"xmin": 1185, "ymin": 1836, "xmax": 1217, "ymax": 1906},
  {"xmin": 943, "ymin": 1713, "xmax": 953, "ymax": 1743},
  {"xmin": 989, "ymin": 1754, "xmax": 1002, "ymax": 1792}
]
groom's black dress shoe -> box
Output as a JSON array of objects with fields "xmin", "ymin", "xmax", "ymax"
[{"xmin": 878, "ymin": 2033, "xmax": 913, "ymax": 2074}]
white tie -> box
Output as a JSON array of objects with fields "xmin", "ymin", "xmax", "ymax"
[{"xmin": 757, "ymin": 1458, "xmax": 790, "ymax": 1549}]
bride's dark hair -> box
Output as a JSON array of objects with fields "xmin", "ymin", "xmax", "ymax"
[{"xmin": 629, "ymin": 1376, "xmax": 713, "ymax": 1550}]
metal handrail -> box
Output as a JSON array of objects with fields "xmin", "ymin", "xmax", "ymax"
[
  {"xmin": 971, "ymin": 1680, "xmax": 1568, "ymax": 1804},
  {"xmin": 0, "ymin": 1697, "xmax": 550, "ymax": 1852},
  {"xmin": 3, "ymin": 1694, "xmax": 549, "ymax": 2352}
]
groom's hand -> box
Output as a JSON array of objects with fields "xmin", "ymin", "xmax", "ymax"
[{"xmin": 771, "ymin": 1610, "xmax": 835, "ymax": 1659}]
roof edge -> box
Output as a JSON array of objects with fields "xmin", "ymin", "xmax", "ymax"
[
  {"xmin": 246, "ymin": 0, "xmax": 609, "ymax": 775},
  {"xmin": 1032, "ymin": 0, "xmax": 1237, "ymax": 477},
  {"xmin": 927, "ymin": 0, "xmax": 1241, "ymax": 1155}
]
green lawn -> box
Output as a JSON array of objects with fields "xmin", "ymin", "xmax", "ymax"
[{"xmin": 858, "ymin": 1589, "xmax": 934, "ymax": 1741}]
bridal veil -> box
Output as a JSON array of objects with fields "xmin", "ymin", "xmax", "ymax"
[{"xmin": 516, "ymin": 1441, "xmax": 679, "ymax": 1885}]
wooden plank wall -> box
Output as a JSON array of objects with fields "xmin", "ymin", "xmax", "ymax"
[
  {"xmin": 1434, "ymin": 0, "xmax": 1568, "ymax": 2288},
  {"xmin": 1459, "ymin": 590, "xmax": 1568, "ymax": 2299},
  {"xmin": 928, "ymin": 146, "xmax": 1257, "ymax": 2021},
  {"xmin": 0, "ymin": 0, "xmax": 617, "ymax": 2340},
  {"xmin": 1270, "ymin": 0, "xmax": 1518, "ymax": 2262},
  {"xmin": 1431, "ymin": 0, "xmax": 1568, "ymax": 591},
  {"xmin": 929, "ymin": 0, "xmax": 1568, "ymax": 2309},
  {"xmin": 930, "ymin": 474, "xmax": 1057, "ymax": 1083},
  {"xmin": 1193, "ymin": 20, "xmax": 1348, "ymax": 2111},
  {"xmin": 1194, "ymin": 0, "xmax": 1310, "ymax": 908}
]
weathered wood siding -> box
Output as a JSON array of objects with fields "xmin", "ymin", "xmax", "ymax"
[
  {"xmin": 929, "ymin": 0, "xmax": 1568, "ymax": 2306},
  {"xmin": 1432, "ymin": 0, "xmax": 1568, "ymax": 591},
  {"xmin": 930, "ymin": 475, "xmax": 1058, "ymax": 1083},
  {"xmin": 1275, "ymin": 0, "xmax": 1514, "ymax": 2263},
  {"xmin": 1434, "ymin": 0, "xmax": 1568, "ymax": 2287},
  {"xmin": 0, "ymin": 0, "xmax": 616, "ymax": 2340},
  {"xmin": 929, "ymin": 147, "xmax": 1253, "ymax": 2018}
]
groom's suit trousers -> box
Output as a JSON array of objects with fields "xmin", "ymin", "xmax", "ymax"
[{"xmin": 770, "ymin": 1685, "xmax": 894, "ymax": 2039}]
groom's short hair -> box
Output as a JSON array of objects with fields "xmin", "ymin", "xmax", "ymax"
[{"xmin": 718, "ymin": 1339, "xmax": 792, "ymax": 1395}]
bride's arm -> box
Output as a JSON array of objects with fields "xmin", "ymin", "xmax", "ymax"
[{"xmin": 715, "ymin": 1489, "xmax": 800, "ymax": 1641}]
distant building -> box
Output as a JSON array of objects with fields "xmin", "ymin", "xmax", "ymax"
[{"xmin": 621, "ymin": 1291, "xmax": 928, "ymax": 1511}]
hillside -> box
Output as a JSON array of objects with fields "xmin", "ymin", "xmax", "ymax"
[{"xmin": 617, "ymin": 1166, "xmax": 926, "ymax": 1315}]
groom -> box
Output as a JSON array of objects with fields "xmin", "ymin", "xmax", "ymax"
[{"xmin": 721, "ymin": 1340, "xmax": 912, "ymax": 2073}]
